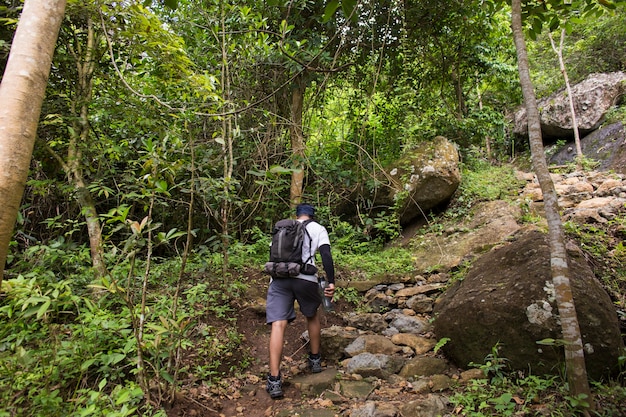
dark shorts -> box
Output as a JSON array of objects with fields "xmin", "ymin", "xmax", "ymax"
[{"xmin": 266, "ymin": 278, "xmax": 321, "ymax": 324}]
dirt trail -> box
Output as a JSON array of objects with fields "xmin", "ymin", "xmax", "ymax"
[{"xmin": 168, "ymin": 275, "xmax": 355, "ymax": 417}]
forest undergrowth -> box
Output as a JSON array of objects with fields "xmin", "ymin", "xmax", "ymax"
[{"xmin": 1, "ymin": 162, "xmax": 625, "ymax": 416}]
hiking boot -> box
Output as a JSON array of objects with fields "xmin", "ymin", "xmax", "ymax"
[
  {"xmin": 266, "ymin": 375, "xmax": 283, "ymax": 399},
  {"xmin": 308, "ymin": 354, "xmax": 322, "ymax": 373}
]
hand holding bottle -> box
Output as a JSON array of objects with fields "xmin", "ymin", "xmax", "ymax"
[{"xmin": 319, "ymin": 280, "xmax": 334, "ymax": 312}]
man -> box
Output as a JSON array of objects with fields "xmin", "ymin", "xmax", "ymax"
[{"xmin": 265, "ymin": 203, "xmax": 336, "ymax": 399}]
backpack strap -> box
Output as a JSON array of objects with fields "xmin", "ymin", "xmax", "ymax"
[{"xmin": 301, "ymin": 219, "xmax": 314, "ymax": 265}]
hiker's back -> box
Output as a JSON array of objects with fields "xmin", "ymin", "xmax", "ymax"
[{"xmin": 269, "ymin": 219, "xmax": 307, "ymax": 264}]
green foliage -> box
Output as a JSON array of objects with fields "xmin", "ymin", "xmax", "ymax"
[
  {"xmin": 447, "ymin": 260, "xmax": 474, "ymax": 286},
  {"xmin": 529, "ymin": 4, "xmax": 626, "ymax": 98},
  {"xmin": 6, "ymin": 0, "xmax": 626, "ymax": 413},
  {"xmin": 433, "ymin": 337, "xmax": 450, "ymax": 354},
  {"xmin": 335, "ymin": 247, "xmax": 416, "ymax": 280},
  {"xmin": 444, "ymin": 164, "xmax": 526, "ymax": 221},
  {"xmin": 1, "ymin": 239, "xmax": 249, "ymax": 415},
  {"xmin": 334, "ymin": 286, "xmax": 361, "ymax": 306},
  {"xmin": 563, "ymin": 215, "xmax": 626, "ymax": 312},
  {"xmin": 469, "ymin": 343, "xmax": 510, "ymax": 384},
  {"xmin": 604, "ymin": 104, "xmax": 626, "ymax": 125},
  {"xmin": 591, "ymin": 380, "xmax": 626, "ymax": 416},
  {"xmin": 331, "ymin": 209, "xmax": 403, "ymax": 249},
  {"xmin": 0, "ymin": 273, "xmax": 145, "ymax": 416},
  {"xmin": 451, "ymin": 344, "xmax": 585, "ymax": 416}
]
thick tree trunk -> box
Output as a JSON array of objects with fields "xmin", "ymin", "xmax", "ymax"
[
  {"xmin": 289, "ymin": 74, "xmax": 305, "ymax": 206},
  {"xmin": 511, "ymin": 0, "xmax": 593, "ymax": 408},
  {"xmin": 0, "ymin": 0, "xmax": 67, "ymax": 289}
]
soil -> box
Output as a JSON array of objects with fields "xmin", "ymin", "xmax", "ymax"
[{"xmin": 166, "ymin": 270, "xmax": 350, "ymax": 417}]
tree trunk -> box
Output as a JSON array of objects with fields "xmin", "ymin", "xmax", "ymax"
[
  {"xmin": 220, "ymin": 1, "xmax": 233, "ymax": 273},
  {"xmin": 0, "ymin": 0, "xmax": 67, "ymax": 289},
  {"xmin": 289, "ymin": 74, "xmax": 306, "ymax": 206},
  {"xmin": 548, "ymin": 29, "xmax": 583, "ymax": 164},
  {"xmin": 511, "ymin": 0, "xmax": 594, "ymax": 408},
  {"xmin": 48, "ymin": 15, "xmax": 107, "ymax": 278}
]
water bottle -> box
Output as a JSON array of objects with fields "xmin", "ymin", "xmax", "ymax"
[{"xmin": 319, "ymin": 279, "xmax": 333, "ymax": 312}]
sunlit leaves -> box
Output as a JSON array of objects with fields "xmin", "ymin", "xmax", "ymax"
[
  {"xmin": 143, "ymin": 0, "xmax": 179, "ymax": 10},
  {"xmin": 521, "ymin": 0, "xmax": 617, "ymax": 40}
]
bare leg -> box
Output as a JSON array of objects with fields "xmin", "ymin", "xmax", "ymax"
[
  {"xmin": 306, "ymin": 309, "xmax": 321, "ymax": 355},
  {"xmin": 269, "ymin": 320, "xmax": 287, "ymax": 376}
]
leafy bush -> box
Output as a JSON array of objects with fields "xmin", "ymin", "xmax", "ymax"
[
  {"xmin": 1, "ymin": 241, "xmax": 249, "ymax": 416},
  {"xmin": 450, "ymin": 345, "xmax": 591, "ymax": 416}
]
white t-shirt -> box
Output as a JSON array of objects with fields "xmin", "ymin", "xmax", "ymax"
[{"xmin": 297, "ymin": 220, "xmax": 330, "ymax": 283}]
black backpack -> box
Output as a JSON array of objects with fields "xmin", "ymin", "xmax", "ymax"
[{"xmin": 264, "ymin": 219, "xmax": 318, "ymax": 278}]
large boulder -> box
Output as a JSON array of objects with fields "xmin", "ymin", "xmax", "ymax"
[
  {"xmin": 433, "ymin": 229, "xmax": 623, "ymax": 380},
  {"xmin": 375, "ymin": 136, "xmax": 461, "ymax": 225},
  {"xmin": 550, "ymin": 122, "xmax": 626, "ymax": 175},
  {"xmin": 514, "ymin": 72, "xmax": 626, "ymax": 139}
]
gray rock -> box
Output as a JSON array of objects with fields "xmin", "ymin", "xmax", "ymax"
[
  {"xmin": 339, "ymin": 380, "xmax": 374, "ymax": 400},
  {"xmin": 399, "ymin": 357, "xmax": 450, "ymax": 379},
  {"xmin": 345, "ymin": 335, "xmax": 402, "ymax": 357},
  {"xmin": 345, "ymin": 312, "xmax": 389, "ymax": 333},
  {"xmin": 374, "ymin": 136, "xmax": 461, "ymax": 225},
  {"xmin": 551, "ymin": 123, "xmax": 626, "ymax": 175},
  {"xmin": 350, "ymin": 401, "xmax": 399, "ymax": 417},
  {"xmin": 321, "ymin": 325, "xmax": 360, "ymax": 361},
  {"xmin": 365, "ymin": 290, "xmax": 396, "ymax": 313},
  {"xmin": 290, "ymin": 368, "xmax": 338, "ymax": 396},
  {"xmin": 346, "ymin": 353, "xmax": 405, "ymax": 379},
  {"xmin": 433, "ymin": 229, "xmax": 624, "ymax": 380},
  {"xmin": 399, "ymin": 394, "xmax": 449, "ymax": 417},
  {"xmin": 405, "ymin": 294, "xmax": 434, "ymax": 313},
  {"xmin": 389, "ymin": 314, "xmax": 429, "ymax": 334},
  {"xmin": 514, "ymin": 71, "xmax": 626, "ymax": 138}
]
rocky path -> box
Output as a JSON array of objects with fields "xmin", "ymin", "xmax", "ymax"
[
  {"xmin": 169, "ymin": 169, "xmax": 626, "ymax": 417},
  {"xmin": 196, "ymin": 277, "xmax": 474, "ymax": 417}
]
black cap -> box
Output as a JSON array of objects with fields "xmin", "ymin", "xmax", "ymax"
[{"xmin": 296, "ymin": 203, "xmax": 315, "ymax": 217}]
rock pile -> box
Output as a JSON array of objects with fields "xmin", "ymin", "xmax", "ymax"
[{"xmin": 520, "ymin": 170, "xmax": 626, "ymax": 224}]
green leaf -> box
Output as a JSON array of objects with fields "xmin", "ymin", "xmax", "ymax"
[
  {"xmin": 81, "ymin": 358, "xmax": 97, "ymax": 371},
  {"xmin": 164, "ymin": 0, "xmax": 178, "ymax": 10},
  {"xmin": 247, "ymin": 169, "xmax": 266, "ymax": 177},
  {"xmin": 160, "ymin": 369, "xmax": 175, "ymax": 384},
  {"xmin": 549, "ymin": 17, "xmax": 559, "ymax": 32},
  {"xmin": 155, "ymin": 180, "xmax": 169, "ymax": 195},
  {"xmin": 36, "ymin": 300, "xmax": 51, "ymax": 319},
  {"xmin": 531, "ymin": 17, "xmax": 543, "ymax": 36},
  {"xmin": 342, "ymin": 0, "xmax": 358, "ymax": 22},
  {"xmin": 536, "ymin": 338, "xmax": 556, "ymax": 345},
  {"xmin": 269, "ymin": 165, "xmax": 293, "ymax": 174},
  {"xmin": 115, "ymin": 388, "xmax": 131, "ymax": 405},
  {"xmin": 323, "ymin": 0, "xmax": 340, "ymax": 23}
]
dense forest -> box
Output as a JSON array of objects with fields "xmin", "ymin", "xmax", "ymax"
[{"xmin": 0, "ymin": 0, "xmax": 625, "ymax": 415}]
